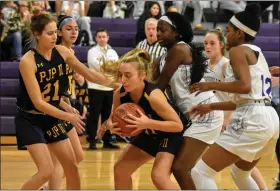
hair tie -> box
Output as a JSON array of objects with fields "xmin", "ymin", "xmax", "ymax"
[{"xmin": 230, "ymin": 16, "xmax": 257, "ymax": 37}]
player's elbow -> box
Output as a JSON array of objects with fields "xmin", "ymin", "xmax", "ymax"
[
  {"xmin": 174, "ymin": 121, "xmax": 183, "ymax": 132},
  {"xmin": 33, "ymin": 99, "xmax": 46, "ymax": 113},
  {"xmin": 240, "ymin": 83, "xmax": 251, "ymax": 94}
]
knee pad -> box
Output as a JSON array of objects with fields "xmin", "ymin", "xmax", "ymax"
[
  {"xmin": 191, "ymin": 160, "xmax": 218, "ymax": 189},
  {"xmin": 191, "ymin": 160, "xmax": 217, "ymax": 179},
  {"xmin": 231, "ymin": 164, "xmax": 251, "ymax": 180}
]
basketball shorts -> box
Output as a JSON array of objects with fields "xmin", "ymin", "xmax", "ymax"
[
  {"xmin": 63, "ymin": 120, "xmax": 74, "ymax": 133},
  {"xmin": 130, "ymin": 131, "xmax": 183, "ymax": 157},
  {"xmin": 216, "ymin": 101, "xmax": 279, "ymax": 162},
  {"xmin": 15, "ymin": 110, "xmax": 68, "ymax": 148},
  {"xmin": 183, "ymin": 96, "xmax": 224, "ymax": 144}
]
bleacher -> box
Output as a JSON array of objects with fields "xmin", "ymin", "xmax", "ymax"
[{"xmin": 0, "ymin": 17, "xmax": 279, "ymax": 135}]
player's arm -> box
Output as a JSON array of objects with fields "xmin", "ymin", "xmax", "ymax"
[
  {"xmin": 192, "ymin": 47, "xmax": 251, "ymax": 94},
  {"xmin": 157, "ymin": 44, "xmax": 192, "ymax": 91},
  {"xmin": 188, "ymin": 101, "xmax": 236, "ymax": 117},
  {"xmin": 56, "ymin": 45, "xmax": 108, "ymax": 85},
  {"xmin": 71, "ymin": 80, "xmax": 76, "ymax": 99},
  {"xmin": 19, "ymin": 54, "xmax": 84, "ymax": 127},
  {"xmin": 270, "ymin": 66, "xmax": 280, "ymax": 75},
  {"xmin": 96, "ymin": 87, "xmax": 122, "ymax": 138}
]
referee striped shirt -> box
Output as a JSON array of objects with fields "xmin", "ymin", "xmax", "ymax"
[{"xmin": 136, "ymin": 39, "xmax": 166, "ymax": 61}]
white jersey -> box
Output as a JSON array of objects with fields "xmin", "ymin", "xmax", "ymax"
[
  {"xmin": 159, "ymin": 41, "xmax": 215, "ymax": 115},
  {"xmin": 204, "ymin": 56, "xmax": 230, "ymax": 101},
  {"xmin": 224, "ymin": 44, "xmax": 272, "ymax": 104}
]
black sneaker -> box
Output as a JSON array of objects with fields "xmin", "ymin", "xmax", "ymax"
[
  {"xmin": 17, "ymin": 146, "xmax": 27, "ymax": 150},
  {"xmin": 89, "ymin": 141, "xmax": 97, "ymax": 150}
]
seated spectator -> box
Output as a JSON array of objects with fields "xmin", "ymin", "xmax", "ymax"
[
  {"xmin": 1, "ymin": 1, "xmax": 17, "ymax": 21},
  {"xmin": 167, "ymin": 5, "xmax": 178, "ymax": 13},
  {"xmin": 212, "ymin": 0, "xmax": 246, "ymax": 14},
  {"xmin": 133, "ymin": 1, "xmax": 165, "ymax": 19},
  {"xmin": 173, "ymin": 1, "xmax": 204, "ymax": 30},
  {"xmin": 32, "ymin": 1, "xmax": 51, "ymax": 12},
  {"xmin": 136, "ymin": 18, "xmax": 166, "ymax": 81},
  {"xmin": 1, "ymin": 1, "xmax": 32, "ymax": 61},
  {"xmin": 87, "ymin": 28, "xmax": 119, "ymax": 150},
  {"xmin": 61, "ymin": 1, "xmax": 95, "ymax": 46},
  {"xmin": 103, "ymin": 1, "xmax": 125, "ymax": 19},
  {"xmin": 135, "ymin": 1, "xmax": 162, "ymax": 44}
]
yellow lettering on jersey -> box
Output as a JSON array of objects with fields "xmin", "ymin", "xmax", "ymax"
[
  {"xmin": 161, "ymin": 138, "xmax": 168, "ymax": 148},
  {"xmin": 39, "ymin": 71, "xmax": 46, "ymax": 83},
  {"xmin": 46, "ymin": 69, "xmax": 52, "ymax": 82},
  {"xmin": 42, "ymin": 80, "xmax": 60, "ymax": 102},
  {"xmin": 57, "ymin": 123, "xmax": 66, "ymax": 133},
  {"xmin": 84, "ymin": 96, "xmax": 89, "ymax": 103},
  {"xmin": 66, "ymin": 64, "xmax": 70, "ymax": 75},
  {"xmin": 42, "ymin": 83, "xmax": 51, "ymax": 102},
  {"xmin": 52, "ymin": 126, "xmax": 59, "ymax": 138},
  {"xmin": 58, "ymin": 64, "xmax": 64, "ymax": 76},
  {"xmin": 51, "ymin": 68, "xmax": 57, "ymax": 79},
  {"xmin": 80, "ymin": 89, "xmax": 85, "ymax": 95},
  {"xmin": 67, "ymin": 75, "xmax": 73, "ymax": 95},
  {"xmin": 46, "ymin": 130, "xmax": 52, "ymax": 137},
  {"xmin": 151, "ymin": 129, "xmax": 156, "ymax": 134},
  {"xmin": 53, "ymin": 80, "xmax": 60, "ymax": 101}
]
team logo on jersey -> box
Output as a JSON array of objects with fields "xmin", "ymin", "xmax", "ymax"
[
  {"xmin": 227, "ymin": 116, "xmax": 248, "ymax": 138},
  {"xmin": 37, "ymin": 63, "xmax": 44, "ymax": 68}
]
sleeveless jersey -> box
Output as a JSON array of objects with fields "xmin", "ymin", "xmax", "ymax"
[
  {"xmin": 59, "ymin": 50, "xmax": 74, "ymax": 97},
  {"xmin": 75, "ymin": 80, "xmax": 89, "ymax": 104},
  {"xmin": 204, "ymin": 56, "xmax": 230, "ymax": 101},
  {"xmin": 119, "ymin": 81, "xmax": 162, "ymax": 135},
  {"xmin": 17, "ymin": 48, "xmax": 67, "ymax": 112},
  {"xmin": 159, "ymin": 41, "xmax": 215, "ymax": 114},
  {"xmin": 224, "ymin": 44, "xmax": 272, "ymax": 104}
]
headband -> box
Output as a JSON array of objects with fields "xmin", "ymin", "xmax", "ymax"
[
  {"xmin": 58, "ymin": 17, "xmax": 75, "ymax": 30},
  {"xmin": 159, "ymin": 16, "xmax": 176, "ymax": 28},
  {"xmin": 230, "ymin": 16, "xmax": 257, "ymax": 37}
]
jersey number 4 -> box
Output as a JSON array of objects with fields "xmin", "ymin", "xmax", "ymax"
[{"xmin": 261, "ymin": 75, "xmax": 272, "ymax": 97}]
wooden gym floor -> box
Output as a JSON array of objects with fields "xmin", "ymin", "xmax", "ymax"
[{"xmin": 1, "ymin": 136, "xmax": 279, "ymax": 190}]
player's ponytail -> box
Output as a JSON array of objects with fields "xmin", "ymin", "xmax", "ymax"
[
  {"xmin": 100, "ymin": 48, "xmax": 153, "ymax": 82},
  {"xmin": 188, "ymin": 43, "xmax": 208, "ymax": 86}
]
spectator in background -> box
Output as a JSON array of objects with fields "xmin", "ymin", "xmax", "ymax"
[
  {"xmin": 133, "ymin": 1, "xmax": 165, "ymax": 19},
  {"xmin": 1, "ymin": 1, "xmax": 32, "ymax": 61},
  {"xmin": 61, "ymin": 1, "xmax": 95, "ymax": 46},
  {"xmin": 136, "ymin": 18, "xmax": 166, "ymax": 81},
  {"xmin": 135, "ymin": 1, "xmax": 162, "ymax": 44},
  {"xmin": 32, "ymin": 1, "xmax": 51, "ymax": 12},
  {"xmin": 167, "ymin": 5, "xmax": 178, "ymax": 13},
  {"xmin": 173, "ymin": 1, "xmax": 204, "ymax": 30},
  {"xmin": 1, "ymin": 1, "xmax": 17, "ymax": 21},
  {"xmin": 212, "ymin": 1, "xmax": 246, "ymax": 14},
  {"xmin": 87, "ymin": 29, "xmax": 119, "ymax": 150},
  {"xmin": 103, "ymin": 1, "xmax": 125, "ymax": 19}
]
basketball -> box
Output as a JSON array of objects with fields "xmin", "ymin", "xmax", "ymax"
[{"xmin": 112, "ymin": 103, "xmax": 145, "ymax": 136}]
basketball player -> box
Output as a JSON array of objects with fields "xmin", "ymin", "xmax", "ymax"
[
  {"xmin": 72, "ymin": 71, "xmax": 89, "ymax": 116},
  {"xmin": 203, "ymin": 28, "xmax": 267, "ymax": 190},
  {"xmin": 189, "ymin": 4, "xmax": 279, "ymax": 189},
  {"xmin": 269, "ymin": 65, "xmax": 280, "ymax": 190},
  {"xmin": 15, "ymin": 12, "xmax": 112, "ymax": 190},
  {"xmin": 97, "ymin": 48, "xmax": 184, "ymax": 190},
  {"xmin": 44, "ymin": 15, "xmax": 84, "ymax": 190},
  {"xmin": 153, "ymin": 12, "xmax": 224, "ymax": 189}
]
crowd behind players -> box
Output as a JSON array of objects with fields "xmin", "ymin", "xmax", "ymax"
[{"xmin": 0, "ymin": 1, "xmax": 279, "ymax": 150}]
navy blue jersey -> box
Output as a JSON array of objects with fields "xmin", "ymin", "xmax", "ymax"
[{"xmin": 17, "ymin": 48, "xmax": 67, "ymax": 112}]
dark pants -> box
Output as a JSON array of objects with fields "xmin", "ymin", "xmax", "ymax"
[{"xmin": 87, "ymin": 89, "xmax": 113, "ymax": 144}]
